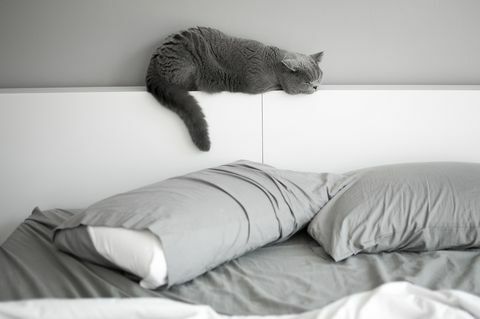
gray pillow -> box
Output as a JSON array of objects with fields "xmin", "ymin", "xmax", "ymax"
[
  {"xmin": 308, "ymin": 162, "xmax": 480, "ymax": 262},
  {"xmin": 54, "ymin": 160, "xmax": 348, "ymax": 286}
]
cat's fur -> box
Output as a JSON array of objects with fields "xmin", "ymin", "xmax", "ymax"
[{"xmin": 146, "ymin": 27, "xmax": 324, "ymax": 151}]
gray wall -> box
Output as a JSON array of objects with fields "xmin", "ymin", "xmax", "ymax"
[{"xmin": 1, "ymin": 0, "xmax": 480, "ymax": 88}]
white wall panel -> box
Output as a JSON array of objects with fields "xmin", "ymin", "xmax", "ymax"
[
  {"xmin": 0, "ymin": 90, "xmax": 262, "ymax": 244},
  {"xmin": 3, "ymin": 86, "xmax": 480, "ymax": 245},
  {"xmin": 263, "ymin": 88, "xmax": 480, "ymax": 173}
]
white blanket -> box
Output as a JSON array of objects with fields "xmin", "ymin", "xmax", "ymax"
[{"xmin": 1, "ymin": 282, "xmax": 479, "ymax": 319}]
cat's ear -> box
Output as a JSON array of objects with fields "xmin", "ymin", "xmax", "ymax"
[
  {"xmin": 311, "ymin": 51, "xmax": 324, "ymax": 63},
  {"xmin": 282, "ymin": 59, "xmax": 301, "ymax": 72}
]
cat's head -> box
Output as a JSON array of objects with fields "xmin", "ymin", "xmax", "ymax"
[{"xmin": 278, "ymin": 51, "xmax": 324, "ymax": 94}]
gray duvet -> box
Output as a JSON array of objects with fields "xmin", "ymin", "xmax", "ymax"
[{"xmin": 1, "ymin": 208, "xmax": 480, "ymax": 315}]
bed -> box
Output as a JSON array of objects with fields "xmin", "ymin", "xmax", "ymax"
[{"xmin": 1, "ymin": 86, "xmax": 480, "ymax": 318}]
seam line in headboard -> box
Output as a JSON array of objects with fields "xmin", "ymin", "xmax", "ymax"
[{"xmin": 261, "ymin": 93, "xmax": 264, "ymax": 164}]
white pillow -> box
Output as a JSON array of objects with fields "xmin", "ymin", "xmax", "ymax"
[{"xmin": 87, "ymin": 226, "xmax": 167, "ymax": 289}]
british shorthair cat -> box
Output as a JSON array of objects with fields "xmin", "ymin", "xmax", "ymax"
[{"xmin": 146, "ymin": 27, "xmax": 324, "ymax": 151}]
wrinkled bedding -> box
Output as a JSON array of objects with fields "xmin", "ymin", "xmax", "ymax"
[
  {"xmin": 1, "ymin": 208, "xmax": 480, "ymax": 316},
  {"xmin": 1, "ymin": 282, "xmax": 479, "ymax": 319},
  {"xmin": 54, "ymin": 160, "xmax": 348, "ymax": 286}
]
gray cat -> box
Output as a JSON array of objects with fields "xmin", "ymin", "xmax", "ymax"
[{"xmin": 146, "ymin": 27, "xmax": 324, "ymax": 151}]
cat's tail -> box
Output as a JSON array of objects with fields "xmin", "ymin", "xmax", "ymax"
[{"xmin": 145, "ymin": 58, "xmax": 210, "ymax": 151}]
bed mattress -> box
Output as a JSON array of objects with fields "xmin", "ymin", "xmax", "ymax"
[{"xmin": 1, "ymin": 208, "xmax": 479, "ymax": 315}]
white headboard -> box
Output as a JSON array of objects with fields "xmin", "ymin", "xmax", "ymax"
[
  {"xmin": 0, "ymin": 89, "xmax": 262, "ymax": 244},
  {"xmin": 1, "ymin": 86, "xmax": 480, "ymax": 244},
  {"xmin": 263, "ymin": 87, "xmax": 480, "ymax": 173}
]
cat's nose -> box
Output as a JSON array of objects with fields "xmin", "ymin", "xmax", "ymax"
[{"xmin": 313, "ymin": 85, "xmax": 318, "ymax": 90}]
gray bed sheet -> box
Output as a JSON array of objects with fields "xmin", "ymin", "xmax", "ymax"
[{"xmin": 1, "ymin": 208, "xmax": 479, "ymax": 316}]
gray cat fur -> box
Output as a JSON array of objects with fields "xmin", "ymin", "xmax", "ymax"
[{"xmin": 146, "ymin": 27, "xmax": 323, "ymax": 151}]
